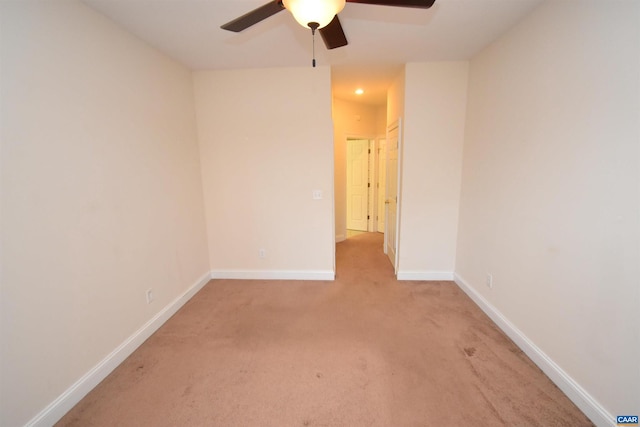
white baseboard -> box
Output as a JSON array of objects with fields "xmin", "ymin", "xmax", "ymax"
[
  {"xmin": 26, "ymin": 272, "xmax": 212, "ymax": 427},
  {"xmin": 453, "ymin": 273, "xmax": 614, "ymax": 427},
  {"xmin": 335, "ymin": 234, "xmax": 346, "ymax": 243},
  {"xmin": 397, "ymin": 271, "xmax": 454, "ymax": 281},
  {"xmin": 211, "ymin": 270, "xmax": 335, "ymax": 281}
]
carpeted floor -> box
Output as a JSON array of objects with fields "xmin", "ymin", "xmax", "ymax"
[{"xmin": 57, "ymin": 232, "xmax": 593, "ymax": 426}]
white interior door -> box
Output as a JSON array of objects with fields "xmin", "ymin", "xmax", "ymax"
[
  {"xmin": 384, "ymin": 122, "xmax": 401, "ymax": 272},
  {"xmin": 377, "ymin": 138, "xmax": 386, "ymax": 233},
  {"xmin": 346, "ymin": 139, "xmax": 369, "ymax": 231}
]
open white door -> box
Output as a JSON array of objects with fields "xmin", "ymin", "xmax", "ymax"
[{"xmin": 384, "ymin": 121, "xmax": 401, "ymax": 273}]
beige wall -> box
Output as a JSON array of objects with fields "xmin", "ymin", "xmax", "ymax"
[
  {"xmin": 386, "ymin": 70, "xmax": 405, "ymax": 127},
  {"xmin": 0, "ymin": 1, "xmax": 210, "ymax": 426},
  {"xmin": 398, "ymin": 62, "xmax": 468, "ymax": 279},
  {"xmin": 194, "ymin": 68, "xmax": 335, "ymax": 279},
  {"xmin": 332, "ymin": 98, "xmax": 384, "ymax": 241},
  {"xmin": 375, "ymin": 106, "xmax": 387, "ymax": 136},
  {"xmin": 456, "ymin": 0, "xmax": 639, "ymax": 422}
]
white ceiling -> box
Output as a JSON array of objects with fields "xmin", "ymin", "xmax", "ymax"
[{"xmin": 84, "ymin": 0, "xmax": 543, "ymax": 105}]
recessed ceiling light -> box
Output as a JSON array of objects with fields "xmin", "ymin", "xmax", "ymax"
[{"xmin": 355, "ymin": 88, "xmax": 364, "ymax": 95}]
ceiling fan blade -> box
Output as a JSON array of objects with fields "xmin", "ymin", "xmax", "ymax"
[
  {"xmin": 319, "ymin": 15, "xmax": 348, "ymax": 50},
  {"xmin": 221, "ymin": 1, "xmax": 285, "ymax": 32},
  {"xmin": 346, "ymin": 0, "xmax": 435, "ymax": 8}
]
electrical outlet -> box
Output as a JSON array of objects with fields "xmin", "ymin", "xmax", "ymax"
[
  {"xmin": 146, "ymin": 289, "xmax": 155, "ymax": 304},
  {"xmin": 258, "ymin": 249, "xmax": 266, "ymax": 258},
  {"xmin": 486, "ymin": 274, "xmax": 493, "ymax": 289}
]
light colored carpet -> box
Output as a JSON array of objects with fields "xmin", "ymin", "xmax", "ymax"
[{"xmin": 57, "ymin": 232, "xmax": 593, "ymax": 426}]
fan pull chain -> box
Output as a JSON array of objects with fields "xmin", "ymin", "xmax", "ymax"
[{"xmin": 308, "ymin": 22, "xmax": 319, "ymax": 68}]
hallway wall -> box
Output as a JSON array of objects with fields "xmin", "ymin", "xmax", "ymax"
[
  {"xmin": 332, "ymin": 98, "xmax": 385, "ymax": 242},
  {"xmin": 398, "ymin": 62, "xmax": 468, "ymax": 279}
]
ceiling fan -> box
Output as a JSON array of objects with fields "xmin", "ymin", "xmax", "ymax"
[{"xmin": 221, "ymin": 0, "xmax": 436, "ymax": 50}]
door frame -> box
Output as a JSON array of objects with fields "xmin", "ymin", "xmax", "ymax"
[
  {"xmin": 376, "ymin": 135, "xmax": 386, "ymax": 233},
  {"xmin": 346, "ymin": 138, "xmax": 370, "ymax": 231},
  {"xmin": 383, "ymin": 119, "xmax": 403, "ymax": 274},
  {"xmin": 344, "ymin": 134, "xmax": 382, "ymax": 233}
]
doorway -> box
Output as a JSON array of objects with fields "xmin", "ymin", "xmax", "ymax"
[
  {"xmin": 383, "ymin": 121, "xmax": 400, "ymax": 272},
  {"xmin": 346, "ymin": 138, "xmax": 369, "ymax": 232},
  {"xmin": 346, "ymin": 136, "xmax": 386, "ymax": 237}
]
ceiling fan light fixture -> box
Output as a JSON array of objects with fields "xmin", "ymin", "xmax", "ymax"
[{"xmin": 282, "ymin": 0, "xmax": 346, "ymax": 29}]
